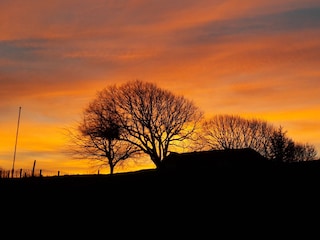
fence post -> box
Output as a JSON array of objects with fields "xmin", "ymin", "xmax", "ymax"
[{"xmin": 32, "ymin": 160, "xmax": 36, "ymax": 177}]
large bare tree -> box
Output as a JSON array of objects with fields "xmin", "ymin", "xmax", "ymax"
[{"xmin": 104, "ymin": 80, "xmax": 203, "ymax": 169}]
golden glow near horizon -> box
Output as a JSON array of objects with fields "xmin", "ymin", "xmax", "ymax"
[{"xmin": 1, "ymin": 0, "xmax": 320, "ymax": 175}]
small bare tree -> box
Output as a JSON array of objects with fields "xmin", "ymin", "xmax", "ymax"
[
  {"xmin": 67, "ymin": 86, "xmax": 140, "ymax": 174},
  {"xmin": 302, "ymin": 143, "xmax": 317, "ymax": 161},
  {"xmin": 292, "ymin": 143, "xmax": 317, "ymax": 162}
]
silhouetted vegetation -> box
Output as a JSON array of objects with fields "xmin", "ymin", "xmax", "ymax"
[
  {"xmin": 199, "ymin": 114, "xmax": 317, "ymax": 162},
  {"xmin": 66, "ymin": 82, "xmax": 317, "ymax": 174},
  {"xmin": 66, "ymin": 80, "xmax": 203, "ymax": 174}
]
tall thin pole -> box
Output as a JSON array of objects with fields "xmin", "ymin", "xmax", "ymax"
[{"xmin": 11, "ymin": 106, "xmax": 21, "ymax": 178}]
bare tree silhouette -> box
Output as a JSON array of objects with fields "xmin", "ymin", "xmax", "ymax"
[
  {"xmin": 66, "ymin": 86, "xmax": 140, "ymax": 174},
  {"xmin": 111, "ymin": 80, "xmax": 204, "ymax": 169},
  {"xmin": 200, "ymin": 114, "xmax": 317, "ymax": 162},
  {"xmin": 68, "ymin": 80, "xmax": 203, "ymax": 171}
]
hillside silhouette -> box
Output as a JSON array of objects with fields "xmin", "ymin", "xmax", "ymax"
[
  {"xmin": 2, "ymin": 148, "xmax": 319, "ymax": 198},
  {"xmin": 2, "ymin": 147, "xmax": 320, "ymax": 232}
]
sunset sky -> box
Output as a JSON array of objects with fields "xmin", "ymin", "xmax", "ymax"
[{"xmin": 1, "ymin": 0, "xmax": 320, "ymax": 175}]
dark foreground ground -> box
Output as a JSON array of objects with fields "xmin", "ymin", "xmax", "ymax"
[
  {"xmin": 2, "ymin": 160, "xmax": 320, "ymax": 199},
  {"xmin": 3, "ymin": 148, "xmax": 320, "ymax": 201},
  {"xmin": 1, "ymin": 161, "xmax": 320, "ymax": 237}
]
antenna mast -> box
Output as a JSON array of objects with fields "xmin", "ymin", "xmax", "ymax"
[{"xmin": 11, "ymin": 106, "xmax": 21, "ymax": 178}]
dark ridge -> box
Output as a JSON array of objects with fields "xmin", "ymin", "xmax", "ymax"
[{"xmin": 1, "ymin": 148, "xmax": 320, "ymax": 203}]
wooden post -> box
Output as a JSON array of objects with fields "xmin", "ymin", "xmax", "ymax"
[{"xmin": 32, "ymin": 160, "xmax": 36, "ymax": 177}]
